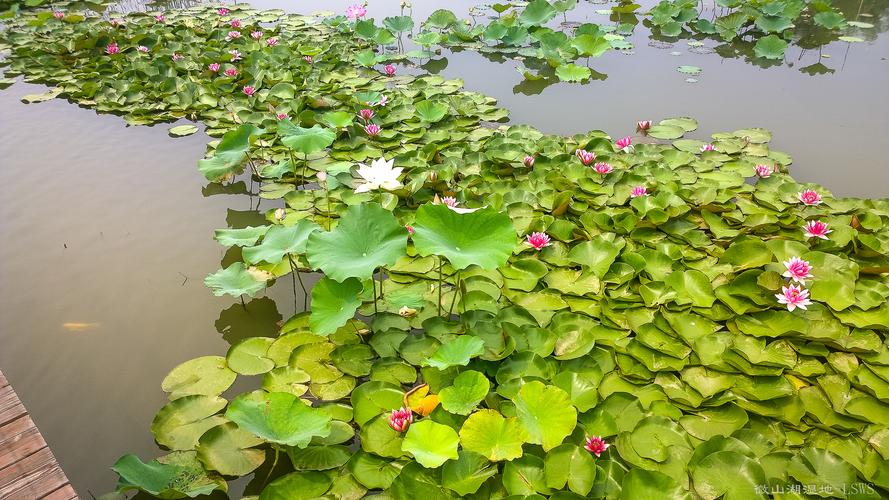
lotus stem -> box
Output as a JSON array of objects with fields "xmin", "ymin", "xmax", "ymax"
[
  {"xmin": 448, "ymin": 270, "xmax": 460, "ymax": 317},
  {"xmin": 240, "ymin": 295, "xmax": 246, "ymax": 309},
  {"xmin": 437, "ymin": 256, "xmax": 443, "ymax": 316},
  {"xmin": 372, "ymin": 273, "xmax": 378, "ymax": 315},
  {"xmin": 289, "ymin": 254, "xmax": 308, "ymax": 310},
  {"xmin": 287, "ymin": 254, "xmax": 298, "ymax": 313}
]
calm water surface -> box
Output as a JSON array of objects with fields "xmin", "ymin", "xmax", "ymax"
[{"xmin": 0, "ymin": 0, "xmax": 888, "ymax": 495}]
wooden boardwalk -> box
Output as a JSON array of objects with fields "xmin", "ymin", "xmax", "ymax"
[{"xmin": 0, "ymin": 370, "xmax": 77, "ymax": 499}]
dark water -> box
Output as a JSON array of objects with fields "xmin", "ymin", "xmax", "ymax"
[{"xmin": 0, "ymin": 0, "xmax": 887, "ymax": 495}]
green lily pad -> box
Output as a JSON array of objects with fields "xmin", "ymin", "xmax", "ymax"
[
  {"xmin": 426, "ymin": 336, "xmax": 486, "ymax": 370},
  {"xmin": 401, "ymin": 420, "xmax": 460, "ymax": 468},
  {"xmin": 439, "ymin": 370, "xmax": 490, "ymax": 415},
  {"xmin": 309, "ymin": 277, "xmax": 362, "ymax": 335},
  {"xmin": 204, "ymin": 262, "xmax": 268, "ymax": 298},
  {"xmin": 168, "ymin": 124, "xmax": 199, "ymax": 137},
  {"xmin": 412, "ymin": 204, "xmax": 517, "ymax": 270},
  {"xmin": 112, "ymin": 451, "xmax": 227, "ymax": 499},
  {"xmin": 754, "ymin": 35, "xmax": 788, "ymax": 60},
  {"xmin": 196, "ymin": 422, "xmax": 266, "ymax": 477},
  {"xmin": 161, "ymin": 356, "xmax": 236, "ymax": 400},
  {"xmin": 307, "ymin": 203, "xmax": 407, "ymax": 282},
  {"xmin": 555, "ymin": 63, "xmax": 592, "ymax": 83},
  {"xmin": 513, "ymin": 381, "xmax": 577, "ymax": 451},
  {"xmin": 459, "ymin": 409, "xmax": 526, "ymax": 461},
  {"xmin": 225, "ymin": 391, "xmax": 331, "ymax": 448}
]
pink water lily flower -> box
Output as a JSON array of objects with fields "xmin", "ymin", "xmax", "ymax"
[
  {"xmin": 440, "ymin": 196, "xmax": 481, "ymax": 214},
  {"xmin": 526, "ymin": 232, "xmax": 551, "ymax": 250},
  {"xmin": 155, "ymin": 14, "xmax": 166, "ymax": 22},
  {"xmin": 783, "ymin": 257, "xmax": 813, "ymax": 284},
  {"xmin": 636, "ymin": 120, "xmax": 651, "ymax": 132},
  {"xmin": 229, "ymin": 49, "xmax": 241, "ymax": 61},
  {"xmin": 208, "ymin": 62, "xmax": 221, "ymax": 72},
  {"xmin": 615, "ymin": 136, "xmax": 632, "ymax": 152},
  {"xmin": 105, "ymin": 42, "xmax": 120, "ymax": 55},
  {"xmin": 388, "ymin": 407, "xmax": 412, "ymax": 432},
  {"xmin": 406, "ymin": 225, "xmax": 415, "ymax": 235},
  {"xmin": 137, "ymin": 45, "xmax": 149, "ymax": 53},
  {"xmin": 267, "ymin": 37, "xmax": 278, "ymax": 46},
  {"xmin": 110, "ymin": 18, "xmax": 124, "ymax": 26},
  {"xmin": 755, "ymin": 164, "xmax": 772, "ymax": 178},
  {"xmin": 384, "ymin": 64, "xmax": 396, "ymax": 76},
  {"xmin": 776, "ymin": 284, "xmax": 812, "ymax": 312},
  {"xmin": 52, "ymin": 10, "xmax": 64, "ymax": 19},
  {"xmin": 217, "ymin": 7, "xmax": 230, "ymax": 15},
  {"xmin": 227, "ymin": 30, "xmax": 241, "ymax": 40},
  {"xmin": 250, "ymin": 31, "xmax": 262, "ymax": 39},
  {"xmin": 346, "ymin": 4, "xmax": 367, "ymax": 20},
  {"xmin": 523, "ymin": 155, "xmax": 535, "ymax": 168},
  {"xmin": 242, "ymin": 85, "xmax": 256, "ymax": 96},
  {"xmin": 575, "ymin": 149, "xmax": 596, "ymax": 166},
  {"xmin": 171, "ymin": 53, "xmax": 184, "ymax": 61},
  {"xmin": 593, "ymin": 162, "xmax": 613, "ymax": 175},
  {"xmin": 803, "ymin": 220, "xmax": 831, "ymax": 240},
  {"xmin": 229, "ymin": 19, "xmax": 242, "ymax": 28},
  {"xmin": 276, "ymin": 112, "xmax": 288, "ymax": 120},
  {"xmin": 798, "ymin": 189, "xmax": 822, "ymax": 206},
  {"xmin": 223, "ymin": 67, "xmax": 238, "ymax": 77},
  {"xmin": 303, "ymin": 55, "xmax": 313, "ymax": 63},
  {"xmin": 365, "ymin": 124, "xmax": 381, "ymax": 137},
  {"xmin": 359, "ymin": 108, "xmax": 374, "ymax": 121},
  {"xmin": 630, "ymin": 186, "xmax": 648, "ymax": 197},
  {"xmin": 700, "ymin": 143, "xmax": 716, "ymax": 152},
  {"xmin": 584, "ymin": 436, "xmax": 609, "ymax": 457}
]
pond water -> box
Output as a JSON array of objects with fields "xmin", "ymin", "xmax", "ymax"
[{"xmin": 0, "ymin": 0, "xmax": 887, "ymax": 495}]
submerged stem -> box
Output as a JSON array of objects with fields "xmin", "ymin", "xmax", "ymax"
[
  {"xmin": 448, "ymin": 270, "xmax": 460, "ymax": 317},
  {"xmin": 289, "ymin": 254, "xmax": 308, "ymax": 311},
  {"xmin": 437, "ymin": 256, "xmax": 443, "ymax": 316}
]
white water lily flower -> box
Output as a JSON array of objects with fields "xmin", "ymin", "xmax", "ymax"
[{"xmin": 354, "ymin": 157, "xmax": 403, "ymax": 193}]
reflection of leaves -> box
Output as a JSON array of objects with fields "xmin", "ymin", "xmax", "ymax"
[
  {"xmin": 420, "ymin": 57, "xmax": 449, "ymax": 74},
  {"xmin": 800, "ymin": 62, "xmax": 834, "ymax": 76},
  {"xmin": 215, "ymin": 297, "xmax": 282, "ymax": 345}
]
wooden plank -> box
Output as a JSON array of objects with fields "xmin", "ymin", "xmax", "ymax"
[
  {"xmin": 0, "ymin": 370, "xmax": 76, "ymax": 499},
  {"xmin": 43, "ymin": 484, "xmax": 79, "ymax": 500},
  {"xmin": 0, "ymin": 387, "xmax": 27, "ymax": 427}
]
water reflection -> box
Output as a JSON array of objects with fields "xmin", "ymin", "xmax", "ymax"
[{"xmin": 215, "ymin": 297, "xmax": 281, "ymax": 344}]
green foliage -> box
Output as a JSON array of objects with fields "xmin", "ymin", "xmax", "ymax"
[{"xmin": 8, "ymin": 3, "xmax": 887, "ymax": 499}]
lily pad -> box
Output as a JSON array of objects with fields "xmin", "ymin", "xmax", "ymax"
[
  {"xmin": 412, "ymin": 204, "xmax": 516, "ymax": 270},
  {"xmin": 225, "ymin": 391, "xmax": 331, "ymax": 448},
  {"xmin": 401, "ymin": 420, "xmax": 460, "ymax": 468}
]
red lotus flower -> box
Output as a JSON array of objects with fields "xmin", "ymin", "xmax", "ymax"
[
  {"xmin": 229, "ymin": 49, "xmax": 242, "ymax": 61},
  {"xmin": 523, "ymin": 155, "xmax": 535, "ymax": 168},
  {"xmin": 406, "ymin": 225, "xmax": 415, "ymax": 235},
  {"xmin": 242, "ymin": 85, "xmax": 256, "ymax": 96},
  {"xmin": 782, "ymin": 257, "xmax": 813, "ymax": 284},
  {"xmin": 803, "ymin": 220, "xmax": 831, "ymax": 240},
  {"xmin": 267, "ymin": 37, "xmax": 278, "ymax": 46},
  {"xmin": 217, "ymin": 8, "xmax": 230, "ymax": 15},
  {"xmin": 584, "ymin": 436, "xmax": 609, "ymax": 457},
  {"xmin": 700, "ymin": 143, "xmax": 716, "ymax": 152},
  {"xmin": 155, "ymin": 14, "xmax": 166, "ymax": 22},
  {"xmin": 636, "ymin": 120, "xmax": 651, "ymax": 132},
  {"xmin": 754, "ymin": 164, "xmax": 772, "ymax": 178},
  {"xmin": 630, "ymin": 186, "xmax": 648, "ymax": 197},
  {"xmin": 208, "ymin": 63, "xmax": 221, "ymax": 72},
  {"xmin": 276, "ymin": 113, "xmax": 288, "ymax": 120},
  {"xmin": 227, "ymin": 30, "xmax": 241, "ymax": 40},
  {"xmin": 224, "ymin": 67, "xmax": 238, "ymax": 77},
  {"xmin": 52, "ymin": 10, "xmax": 64, "ymax": 19},
  {"xmin": 230, "ymin": 19, "xmax": 242, "ymax": 28},
  {"xmin": 593, "ymin": 162, "xmax": 613, "ymax": 175},
  {"xmin": 105, "ymin": 42, "xmax": 120, "ymax": 55},
  {"xmin": 137, "ymin": 45, "xmax": 149, "ymax": 53},
  {"xmin": 526, "ymin": 232, "xmax": 551, "ymax": 250},
  {"xmin": 365, "ymin": 124, "xmax": 381, "ymax": 136},
  {"xmin": 346, "ymin": 4, "xmax": 368, "ymax": 20},
  {"xmin": 775, "ymin": 284, "xmax": 812, "ymax": 312},
  {"xmin": 303, "ymin": 55, "xmax": 313, "ymax": 63},
  {"xmin": 575, "ymin": 149, "xmax": 596, "ymax": 166},
  {"xmin": 388, "ymin": 407, "xmax": 413, "ymax": 432},
  {"xmin": 614, "ymin": 136, "xmax": 632, "ymax": 152},
  {"xmin": 798, "ymin": 189, "xmax": 822, "ymax": 206},
  {"xmin": 384, "ymin": 64, "xmax": 396, "ymax": 76},
  {"xmin": 171, "ymin": 53, "xmax": 183, "ymax": 61},
  {"xmin": 359, "ymin": 109, "xmax": 375, "ymax": 121}
]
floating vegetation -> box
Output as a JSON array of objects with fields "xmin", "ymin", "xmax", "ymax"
[{"xmin": 1, "ymin": 1, "xmax": 889, "ymax": 499}]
